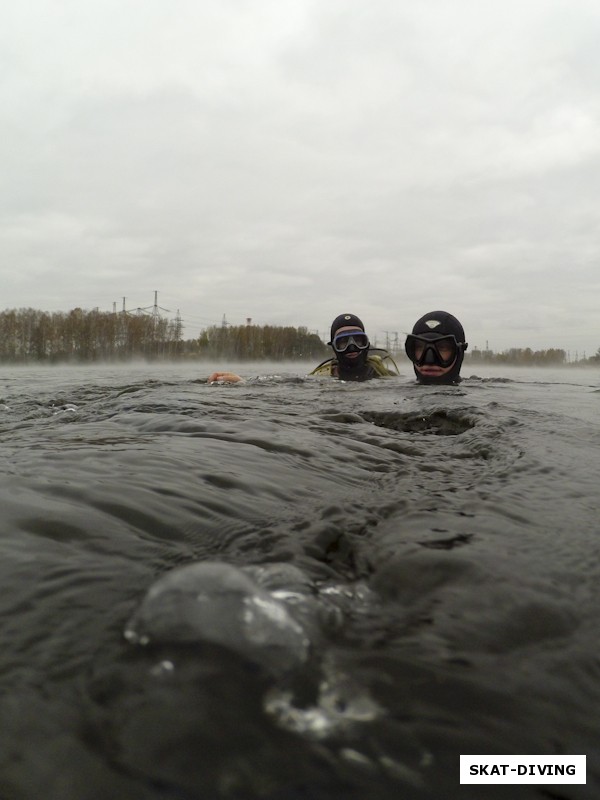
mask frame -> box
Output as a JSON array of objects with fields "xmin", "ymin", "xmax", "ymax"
[
  {"xmin": 405, "ymin": 334, "xmax": 464, "ymax": 368},
  {"xmin": 331, "ymin": 332, "xmax": 370, "ymax": 353}
]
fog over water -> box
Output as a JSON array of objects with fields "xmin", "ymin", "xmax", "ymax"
[{"xmin": 0, "ymin": 361, "xmax": 598, "ymax": 799}]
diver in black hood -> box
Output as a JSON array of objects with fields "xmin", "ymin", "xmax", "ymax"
[
  {"xmin": 404, "ymin": 311, "xmax": 468, "ymax": 385},
  {"xmin": 310, "ymin": 313, "xmax": 399, "ymax": 381},
  {"xmin": 206, "ymin": 313, "xmax": 399, "ymax": 383}
]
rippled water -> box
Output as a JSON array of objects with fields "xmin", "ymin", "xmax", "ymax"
[{"xmin": 0, "ymin": 361, "xmax": 599, "ymax": 800}]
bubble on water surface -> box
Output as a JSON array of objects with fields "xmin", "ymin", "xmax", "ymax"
[{"xmin": 125, "ymin": 561, "xmax": 311, "ymax": 675}]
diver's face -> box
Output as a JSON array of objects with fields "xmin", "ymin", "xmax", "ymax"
[
  {"xmin": 413, "ymin": 340, "xmax": 456, "ymax": 376},
  {"xmin": 332, "ymin": 326, "xmax": 367, "ymax": 361},
  {"xmin": 406, "ymin": 334, "xmax": 459, "ymax": 379}
]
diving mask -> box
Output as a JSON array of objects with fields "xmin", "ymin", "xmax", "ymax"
[
  {"xmin": 331, "ymin": 331, "xmax": 370, "ymax": 353},
  {"xmin": 405, "ymin": 334, "xmax": 463, "ymax": 368}
]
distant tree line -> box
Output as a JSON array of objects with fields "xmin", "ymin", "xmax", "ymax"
[
  {"xmin": 0, "ymin": 308, "xmax": 329, "ymax": 363},
  {"xmin": 2, "ymin": 307, "xmax": 595, "ymax": 366},
  {"xmin": 0, "ymin": 307, "xmax": 183, "ymax": 363},
  {"xmin": 467, "ymin": 347, "xmax": 567, "ymax": 366},
  {"xmin": 196, "ymin": 324, "xmax": 328, "ymax": 360},
  {"xmin": 580, "ymin": 348, "xmax": 600, "ymax": 365}
]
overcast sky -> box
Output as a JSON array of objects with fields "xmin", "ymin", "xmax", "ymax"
[{"xmin": 2, "ymin": 0, "xmax": 599, "ymax": 355}]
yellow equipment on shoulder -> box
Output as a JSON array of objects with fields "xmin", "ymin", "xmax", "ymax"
[{"xmin": 310, "ymin": 350, "xmax": 400, "ymax": 377}]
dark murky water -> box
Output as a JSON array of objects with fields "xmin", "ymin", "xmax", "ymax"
[{"xmin": 0, "ymin": 362, "xmax": 599, "ymax": 800}]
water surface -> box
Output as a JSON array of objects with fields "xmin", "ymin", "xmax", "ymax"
[{"xmin": 0, "ymin": 361, "xmax": 598, "ymax": 799}]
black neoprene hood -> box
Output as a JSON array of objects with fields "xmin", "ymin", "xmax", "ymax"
[
  {"xmin": 411, "ymin": 311, "xmax": 466, "ymax": 342},
  {"xmin": 329, "ymin": 314, "xmax": 365, "ymax": 343}
]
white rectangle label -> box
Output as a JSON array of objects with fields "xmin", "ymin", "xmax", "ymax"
[{"xmin": 460, "ymin": 755, "xmax": 586, "ymax": 784}]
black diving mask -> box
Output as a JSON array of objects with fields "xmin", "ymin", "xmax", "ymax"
[
  {"xmin": 405, "ymin": 334, "xmax": 462, "ymax": 368},
  {"xmin": 331, "ymin": 332, "xmax": 370, "ymax": 353}
]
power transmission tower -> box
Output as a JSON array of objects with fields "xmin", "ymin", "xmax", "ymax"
[
  {"xmin": 173, "ymin": 309, "xmax": 183, "ymax": 339},
  {"xmin": 150, "ymin": 290, "xmax": 170, "ymax": 323}
]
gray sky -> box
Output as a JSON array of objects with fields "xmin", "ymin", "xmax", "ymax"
[{"xmin": 2, "ymin": 0, "xmax": 600, "ymax": 355}]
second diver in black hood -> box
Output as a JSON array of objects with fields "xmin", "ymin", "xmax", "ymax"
[{"xmin": 311, "ymin": 313, "xmax": 399, "ymax": 381}]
